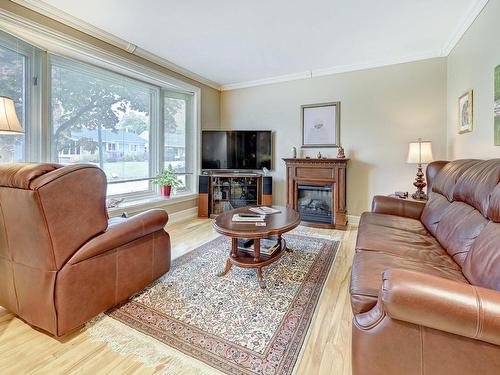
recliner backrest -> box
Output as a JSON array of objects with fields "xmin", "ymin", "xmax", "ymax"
[{"xmin": 0, "ymin": 163, "xmax": 108, "ymax": 332}]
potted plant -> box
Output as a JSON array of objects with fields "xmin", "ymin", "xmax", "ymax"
[{"xmin": 152, "ymin": 165, "xmax": 182, "ymax": 197}]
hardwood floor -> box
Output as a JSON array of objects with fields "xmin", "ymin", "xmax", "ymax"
[{"xmin": 0, "ymin": 218, "xmax": 356, "ymax": 375}]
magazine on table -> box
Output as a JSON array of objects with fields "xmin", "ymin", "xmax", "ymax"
[
  {"xmin": 232, "ymin": 214, "xmax": 265, "ymax": 222},
  {"xmin": 249, "ymin": 206, "xmax": 281, "ymax": 215},
  {"xmin": 238, "ymin": 238, "xmax": 280, "ymax": 256}
]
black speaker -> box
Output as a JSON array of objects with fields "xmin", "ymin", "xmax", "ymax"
[
  {"xmin": 263, "ymin": 176, "xmax": 272, "ymax": 195},
  {"xmin": 199, "ymin": 175, "xmax": 209, "ymax": 194}
]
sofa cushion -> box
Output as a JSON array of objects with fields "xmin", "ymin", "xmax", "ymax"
[
  {"xmin": 435, "ymin": 202, "xmax": 489, "ymax": 266},
  {"xmin": 489, "ymin": 184, "xmax": 500, "ymax": 222},
  {"xmin": 462, "ymin": 222, "xmax": 500, "ymax": 290},
  {"xmin": 421, "ymin": 192, "xmax": 451, "ymax": 236},
  {"xmin": 431, "ymin": 159, "xmax": 480, "ymax": 201},
  {"xmin": 421, "ymin": 159, "xmax": 480, "ymax": 236},
  {"xmin": 356, "ymin": 214, "xmax": 459, "ymax": 270},
  {"xmin": 350, "ymin": 250, "xmax": 469, "ymax": 314},
  {"xmin": 453, "ymin": 159, "xmax": 500, "ymax": 219},
  {"xmin": 462, "ymin": 181, "xmax": 500, "ymax": 290},
  {"xmin": 359, "ymin": 212, "xmax": 428, "ymax": 235}
]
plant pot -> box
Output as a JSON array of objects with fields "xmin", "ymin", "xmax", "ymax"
[{"xmin": 161, "ymin": 185, "xmax": 172, "ymax": 197}]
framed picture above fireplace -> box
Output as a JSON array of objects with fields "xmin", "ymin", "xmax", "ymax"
[{"xmin": 301, "ymin": 102, "xmax": 340, "ymax": 148}]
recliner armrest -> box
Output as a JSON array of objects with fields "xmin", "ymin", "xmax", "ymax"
[
  {"xmin": 371, "ymin": 195, "xmax": 425, "ymax": 219},
  {"xmin": 381, "ymin": 269, "xmax": 500, "ymax": 346},
  {"xmin": 68, "ymin": 209, "xmax": 168, "ymax": 265}
]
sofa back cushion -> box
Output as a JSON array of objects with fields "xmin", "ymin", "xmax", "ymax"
[
  {"xmin": 463, "ymin": 180, "xmax": 500, "ymax": 289},
  {"xmin": 453, "ymin": 159, "xmax": 500, "ymax": 217},
  {"xmin": 421, "ymin": 159, "xmax": 480, "ymax": 236},
  {"xmin": 434, "ymin": 160, "xmax": 499, "ymax": 268},
  {"xmin": 433, "ymin": 160, "xmax": 499, "ymax": 267},
  {"xmin": 435, "ymin": 202, "xmax": 489, "ymax": 266}
]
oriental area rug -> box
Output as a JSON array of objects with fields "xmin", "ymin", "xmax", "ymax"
[{"xmin": 86, "ymin": 231, "xmax": 340, "ymax": 375}]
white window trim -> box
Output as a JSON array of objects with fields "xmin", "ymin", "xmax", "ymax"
[
  {"xmin": 0, "ymin": 8, "xmax": 202, "ymax": 204},
  {"xmin": 0, "ymin": 29, "xmax": 43, "ymax": 162}
]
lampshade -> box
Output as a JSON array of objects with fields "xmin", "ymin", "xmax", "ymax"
[
  {"xmin": 0, "ymin": 96, "xmax": 23, "ymax": 134},
  {"xmin": 407, "ymin": 139, "xmax": 433, "ymax": 164}
]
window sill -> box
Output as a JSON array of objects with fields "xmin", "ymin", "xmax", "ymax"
[{"xmin": 107, "ymin": 192, "xmax": 197, "ymax": 218}]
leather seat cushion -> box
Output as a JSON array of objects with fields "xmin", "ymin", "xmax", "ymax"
[
  {"xmin": 359, "ymin": 212, "xmax": 428, "ymax": 235},
  {"xmin": 356, "ymin": 215, "xmax": 460, "ymax": 270},
  {"xmin": 350, "ymin": 250, "xmax": 469, "ymax": 314}
]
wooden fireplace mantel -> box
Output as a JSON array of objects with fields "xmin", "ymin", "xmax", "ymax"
[{"xmin": 283, "ymin": 158, "xmax": 349, "ymax": 229}]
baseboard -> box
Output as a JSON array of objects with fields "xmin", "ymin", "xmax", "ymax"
[
  {"xmin": 167, "ymin": 207, "xmax": 198, "ymax": 224},
  {"xmin": 347, "ymin": 215, "xmax": 360, "ymax": 226}
]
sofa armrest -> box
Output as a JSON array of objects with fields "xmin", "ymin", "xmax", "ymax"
[
  {"xmin": 371, "ymin": 195, "xmax": 425, "ymax": 219},
  {"xmin": 69, "ymin": 209, "xmax": 168, "ymax": 265},
  {"xmin": 380, "ymin": 269, "xmax": 500, "ymax": 346}
]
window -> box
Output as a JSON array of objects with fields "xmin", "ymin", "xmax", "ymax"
[
  {"xmin": 0, "ymin": 27, "xmax": 199, "ymax": 202},
  {"xmin": 0, "ymin": 32, "xmax": 33, "ymax": 163},
  {"xmin": 163, "ymin": 91, "xmax": 194, "ymax": 193},
  {"xmin": 106, "ymin": 143, "xmax": 117, "ymax": 152},
  {"xmin": 50, "ymin": 56, "xmax": 157, "ymax": 196}
]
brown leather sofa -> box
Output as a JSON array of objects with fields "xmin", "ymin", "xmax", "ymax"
[
  {"xmin": 0, "ymin": 163, "xmax": 171, "ymax": 336},
  {"xmin": 350, "ymin": 159, "xmax": 500, "ymax": 374}
]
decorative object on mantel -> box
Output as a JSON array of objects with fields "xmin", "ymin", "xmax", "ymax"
[
  {"xmin": 337, "ymin": 144, "xmax": 346, "ymax": 159},
  {"xmin": 495, "ymin": 64, "xmax": 500, "ymax": 145},
  {"xmin": 316, "ymin": 151, "xmax": 322, "ymax": 159},
  {"xmin": 301, "ymin": 102, "xmax": 340, "ymax": 147},
  {"xmin": 283, "ymin": 158, "xmax": 348, "ymax": 229},
  {"xmin": 458, "ymin": 90, "xmax": 473, "ymax": 134},
  {"xmin": 152, "ymin": 164, "xmax": 182, "ymax": 197},
  {"xmin": 291, "ymin": 146, "xmax": 297, "ymax": 158},
  {"xmin": 407, "ymin": 138, "xmax": 433, "ymax": 200},
  {"xmin": 86, "ymin": 233, "xmax": 339, "ymax": 375}
]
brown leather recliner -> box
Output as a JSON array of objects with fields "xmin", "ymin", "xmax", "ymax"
[
  {"xmin": 351, "ymin": 158, "xmax": 500, "ymax": 374},
  {"xmin": 0, "ymin": 163, "xmax": 171, "ymax": 336}
]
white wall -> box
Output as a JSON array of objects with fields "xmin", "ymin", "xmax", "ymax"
[
  {"xmin": 221, "ymin": 58, "xmax": 448, "ymax": 216},
  {"xmin": 447, "ymin": 0, "xmax": 500, "ymax": 158}
]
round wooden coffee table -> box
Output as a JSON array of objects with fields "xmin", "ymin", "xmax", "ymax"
[{"xmin": 212, "ymin": 206, "xmax": 301, "ymax": 288}]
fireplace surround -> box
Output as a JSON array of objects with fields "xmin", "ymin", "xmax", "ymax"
[{"xmin": 283, "ymin": 158, "xmax": 348, "ymax": 229}]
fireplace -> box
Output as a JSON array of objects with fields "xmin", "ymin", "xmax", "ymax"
[
  {"xmin": 283, "ymin": 158, "xmax": 348, "ymax": 229},
  {"xmin": 297, "ymin": 184, "xmax": 333, "ymax": 224}
]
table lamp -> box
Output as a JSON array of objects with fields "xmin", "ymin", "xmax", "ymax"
[
  {"xmin": 407, "ymin": 138, "xmax": 433, "ymax": 200},
  {"xmin": 0, "ymin": 96, "xmax": 24, "ymax": 134}
]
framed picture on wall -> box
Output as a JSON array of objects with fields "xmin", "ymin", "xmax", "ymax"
[
  {"xmin": 301, "ymin": 102, "xmax": 340, "ymax": 147},
  {"xmin": 458, "ymin": 90, "xmax": 473, "ymax": 134}
]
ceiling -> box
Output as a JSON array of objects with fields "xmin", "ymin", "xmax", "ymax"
[{"xmin": 15, "ymin": 0, "xmax": 487, "ymax": 89}]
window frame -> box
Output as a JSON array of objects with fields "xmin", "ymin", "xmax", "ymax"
[
  {"xmin": 49, "ymin": 54, "xmax": 161, "ymax": 198},
  {"xmin": 0, "ymin": 13, "xmax": 201, "ymax": 205},
  {"xmin": 162, "ymin": 89, "xmax": 195, "ymax": 194},
  {"xmin": 0, "ymin": 30, "xmax": 43, "ymax": 163}
]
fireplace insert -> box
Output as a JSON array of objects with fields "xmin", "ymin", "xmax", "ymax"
[{"xmin": 297, "ymin": 184, "xmax": 333, "ymax": 224}]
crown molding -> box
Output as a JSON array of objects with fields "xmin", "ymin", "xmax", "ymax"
[
  {"xmin": 441, "ymin": 0, "xmax": 489, "ymax": 56},
  {"xmin": 221, "ymin": 51, "xmax": 442, "ymax": 91},
  {"xmin": 220, "ymin": 71, "xmax": 313, "ymax": 91},
  {"xmin": 0, "ymin": 7, "xmax": 203, "ymax": 94},
  {"xmin": 11, "ymin": 0, "xmax": 222, "ymax": 90},
  {"xmin": 10, "ymin": 0, "xmax": 489, "ymax": 92}
]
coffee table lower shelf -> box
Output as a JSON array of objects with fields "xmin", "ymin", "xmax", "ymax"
[{"xmin": 217, "ymin": 236, "xmax": 290, "ymax": 289}]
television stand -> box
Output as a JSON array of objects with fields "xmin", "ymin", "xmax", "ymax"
[{"xmin": 198, "ymin": 173, "xmax": 272, "ymax": 217}]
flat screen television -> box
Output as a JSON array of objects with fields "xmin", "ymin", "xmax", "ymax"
[{"xmin": 202, "ymin": 130, "xmax": 272, "ymax": 170}]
